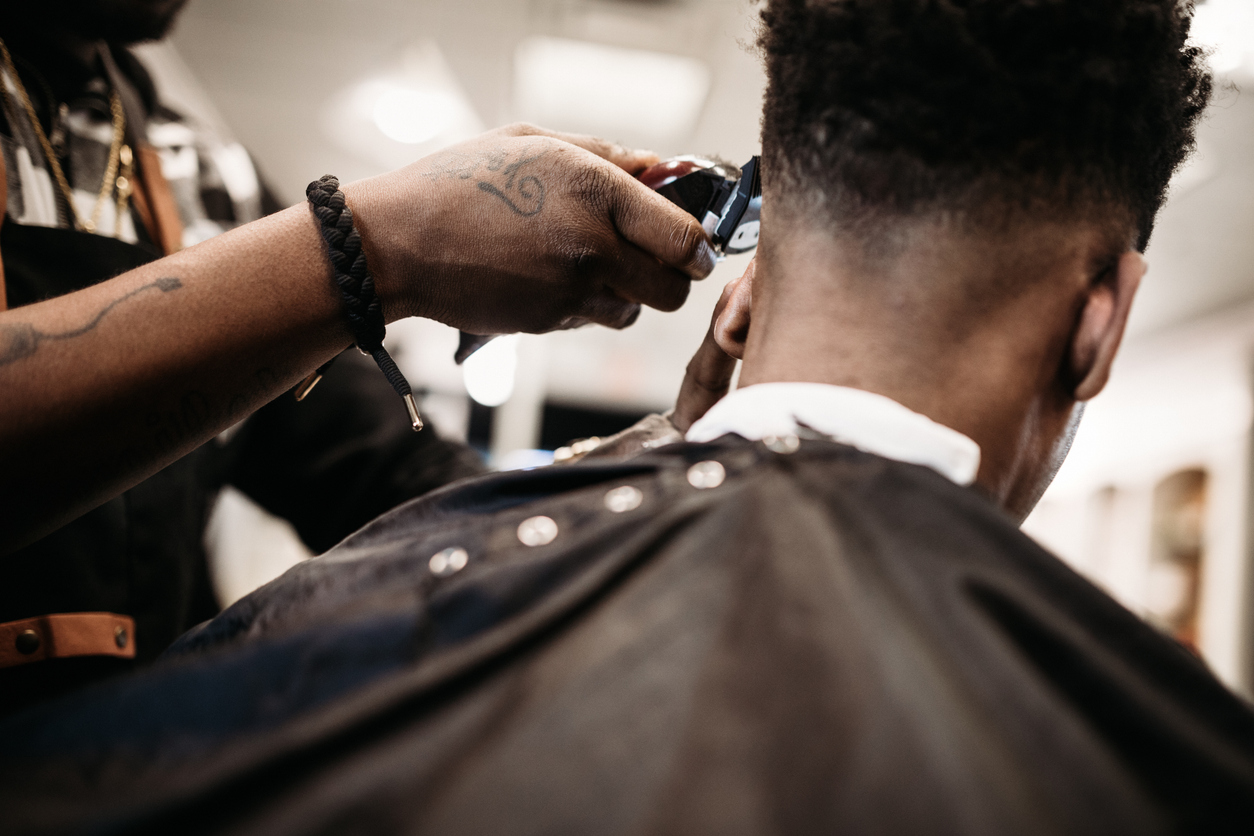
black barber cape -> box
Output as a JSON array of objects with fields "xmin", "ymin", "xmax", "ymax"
[
  {"xmin": 0, "ymin": 223, "xmax": 484, "ymax": 715},
  {"xmin": 3, "ymin": 437, "xmax": 1254, "ymax": 835}
]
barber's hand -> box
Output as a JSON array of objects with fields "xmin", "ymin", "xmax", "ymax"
[
  {"xmin": 344, "ymin": 123, "xmax": 717, "ymax": 336},
  {"xmin": 670, "ymin": 257, "xmax": 751, "ymax": 432}
]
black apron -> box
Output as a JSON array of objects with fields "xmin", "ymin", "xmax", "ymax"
[{"xmin": 0, "ymin": 222, "xmax": 222, "ymax": 715}]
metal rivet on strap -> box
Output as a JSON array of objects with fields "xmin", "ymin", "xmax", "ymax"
[
  {"xmin": 15, "ymin": 629, "xmax": 40, "ymax": 655},
  {"xmin": 429, "ymin": 547, "xmax": 469, "ymax": 577},
  {"xmin": 687, "ymin": 460, "xmax": 726, "ymax": 489},
  {"xmin": 114, "ymin": 626, "xmax": 129, "ymax": 649},
  {"xmin": 604, "ymin": 485, "xmax": 644, "ymax": 513},
  {"xmin": 763, "ymin": 434, "xmax": 800, "ymax": 454},
  {"xmin": 517, "ymin": 515, "xmax": 559, "ymax": 546}
]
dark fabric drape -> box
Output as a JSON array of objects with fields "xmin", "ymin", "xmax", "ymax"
[{"xmin": 3, "ymin": 437, "xmax": 1251, "ymax": 834}]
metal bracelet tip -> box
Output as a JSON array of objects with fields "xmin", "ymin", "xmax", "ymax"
[
  {"xmin": 293, "ymin": 371, "xmax": 323, "ymax": 402},
  {"xmin": 404, "ymin": 393, "xmax": 424, "ymax": 432}
]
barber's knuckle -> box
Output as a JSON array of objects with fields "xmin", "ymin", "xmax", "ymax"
[
  {"xmin": 502, "ymin": 121, "xmax": 539, "ymax": 136},
  {"xmin": 614, "ymin": 303, "xmax": 642, "ymax": 330},
  {"xmin": 533, "ymin": 293, "xmax": 574, "ymax": 332},
  {"xmin": 548, "ymin": 245, "xmax": 594, "ymax": 296},
  {"xmin": 516, "ymin": 313, "xmax": 546, "ymax": 335},
  {"xmin": 673, "ymin": 218, "xmax": 705, "ymax": 266},
  {"xmin": 587, "ymin": 135, "xmax": 615, "ymax": 157},
  {"xmin": 568, "ymin": 245, "xmax": 608, "ymax": 284},
  {"xmin": 569, "ymin": 164, "xmax": 614, "ymax": 205},
  {"xmin": 659, "ymin": 278, "xmax": 692, "ymax": 312},
  {"xmin": 589, "ymin": 297, "xmax": 639, "ymax": 330}
]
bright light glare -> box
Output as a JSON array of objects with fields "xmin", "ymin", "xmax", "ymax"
[
  {"xmin": 372, "ymin": 87, "xmax": 458, "ymax": 144},
  {"xmin": 1192, "ymin": 0, "xmax": 1254, "ymax": 74},
  {"xmin": 321, "ymin": 42, "xmax": 484, "ymax": 170},
  {"xmin": 496, "ymin": 449, "xmax": 556, "ymax": 471},
  {"xmin": 463, "ymin": 335, "xmax": 519, "ymax": 407},
  {"xmin": 513, "ymin": 37, "xmax": 710, "ymax": 142}
]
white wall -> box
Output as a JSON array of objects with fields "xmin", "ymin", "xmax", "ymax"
[{"xmin": 1023, "ymin": 300, "xmax": 1254, "ymax": 693}]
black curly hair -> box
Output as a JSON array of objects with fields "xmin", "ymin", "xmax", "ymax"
[{"xmin": 759, "ymin": 0, "xmax": 1213, "ymax": 251}]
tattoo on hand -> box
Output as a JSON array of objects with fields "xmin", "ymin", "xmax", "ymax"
[
  {"xmin": 0, "ymin": 277, "xmax": 183, "ymax": 368},
  {"xmin": 428, "ymin": 147, "xmax": 548, "ymax": 217},
  {"xmin": 477, "ymin": 151, "xmax": 546, "ymax": 216}
]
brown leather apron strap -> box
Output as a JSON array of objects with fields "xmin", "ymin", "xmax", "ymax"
[
  {"xmin": 130, "ymin": 144, "xmax": 184, "ymax": 256},
  {"xmin": 0, "ymin": 612, "xmax": 136, "ymax": 669},
  {"xmin": 0, "ymin": 142, "xmax": 8, "ymax": 312},
  {"xmin": 98, "ymin": 44, "xmax": 183, "ymax": 256}
]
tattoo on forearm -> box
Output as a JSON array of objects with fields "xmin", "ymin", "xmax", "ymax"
[
  {"xmin": 428, "ymin": 147, "xmax": 548, "ymax": 217},
  {"xmin": 117, "ymin": 366, "xmax": 286, "ymax": 473},
  {"xmin": 0, "ymin": 277, "xmax": 183, "ymax": 367}
]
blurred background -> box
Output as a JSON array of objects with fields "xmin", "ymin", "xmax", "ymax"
[{"xmin": 140, "ymin": 1, "xmax": 1254, "ymax": 693}]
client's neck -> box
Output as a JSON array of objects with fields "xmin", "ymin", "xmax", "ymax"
[{"xmin": 737, "ymin": 227, "xmax": 1079, "ymax": 505}]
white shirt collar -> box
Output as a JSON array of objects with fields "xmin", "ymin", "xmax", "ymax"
[{"xmin": 685, "ymin": 382, "xmax": 981, "ymax": 486}]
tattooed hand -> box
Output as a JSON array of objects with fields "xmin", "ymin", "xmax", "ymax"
[
  {"xmin": 342, "ymin": 123, "xmax": 718, "ymax": 336},
  {"xmin": 425, "ymin": 146, "xmax": 549, "ymax": 217}
]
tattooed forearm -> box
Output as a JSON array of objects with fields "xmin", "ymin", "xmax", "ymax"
[
  {"xmin": 116, "ymin": 366, "xmax": 287, "ymax": 472},
  {"xmin": 0, "ymin": 277, "xmax": 183, "ymax": 368},
  {"xmin": 428, "ymin": 147, "xmax": 548, "ymax": 217}
]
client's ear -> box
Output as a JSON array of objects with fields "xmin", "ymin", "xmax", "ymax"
[
  {"xmin": 1070, "ymin": 251, "xmax": 1145, "ymax": 401},
  {"xmin": 713, "ymin": 257, "xmax": 755, "ymax": 360}
]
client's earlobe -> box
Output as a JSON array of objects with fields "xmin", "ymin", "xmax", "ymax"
[
  {"xmin": 713, "ymin": 258, "xmax": 756, "ymax": 360},
  {"xmin": 1070, "ymin": 252, "xmax": 1145, "ymax": 401}
]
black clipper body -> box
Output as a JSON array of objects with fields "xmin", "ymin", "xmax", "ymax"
[{"xmin": 639, "ymin": 155, "xmax": 762, "ymax": 256}]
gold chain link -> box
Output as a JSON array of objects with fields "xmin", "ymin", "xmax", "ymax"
[{"xmin": 0, "ymin": 38, "xmax": 128, "ymax": 236}]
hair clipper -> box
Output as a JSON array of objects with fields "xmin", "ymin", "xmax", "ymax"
[{"xmin": 456, "ymin": 155, "xmax": 762, "ymax": 364}]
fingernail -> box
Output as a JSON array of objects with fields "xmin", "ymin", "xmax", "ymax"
[{"xmin": 695, "ymin": 240, "xmax": 717, "ymax": 277}]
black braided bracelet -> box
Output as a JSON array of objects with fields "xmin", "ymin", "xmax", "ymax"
[{"xmin": 297, "ymin": 174, "xmax": 423, "ymax": 431}]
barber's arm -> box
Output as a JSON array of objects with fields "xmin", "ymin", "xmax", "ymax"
[
  {"xmin": 222, "ymin": 351, "xmax": 488, "ymax": 554},
  {"xmin": 0, "ymin": 124, "xmax": 716, "ymax": 552}
]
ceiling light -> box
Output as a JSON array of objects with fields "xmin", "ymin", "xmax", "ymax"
[
  {"xmin": 463, "ymin": 335, "xmax": 519, "ymax": 407},
  {"xmin": 372, "ymin": 87, "xmax": 460, "ymax": 145},
  {"xmin": 321, "ymin": 41, "xmax": 483, "ymax": 172},
  {"xmin": 513, "ymin": 37, "xmax": 710, "ymax": 146}
]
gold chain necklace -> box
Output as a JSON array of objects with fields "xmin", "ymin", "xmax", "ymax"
[{"xmin": 0, "ymin": 38, "xmax": 133, "ymax": 236}]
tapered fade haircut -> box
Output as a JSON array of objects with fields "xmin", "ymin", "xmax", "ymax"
[{"xmin": 759, "ymin": 0, "xmax": 1213, "ymax": 251}]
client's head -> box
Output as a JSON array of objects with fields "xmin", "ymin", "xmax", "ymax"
[{"xmin": 716, "ymin": 0, "xmax": 1212, "ymax": 516}]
